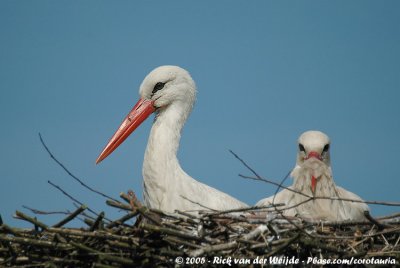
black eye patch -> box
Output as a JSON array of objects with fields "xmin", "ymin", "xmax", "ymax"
[
  {"xmin": 323, "ymin": 144, "xmax": 330, "ymax": 152},
  {"xmin": 152, "ymin": 82, "xmax": 166, "ymax": 95},
  {"xmin": 299, "ymin": 144, "xmax": 306, "ymax": 152}
]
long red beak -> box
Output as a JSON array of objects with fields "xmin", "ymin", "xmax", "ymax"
[
  {"xmin": 311, "ymin": 175, "xmax": 317, "ymax": 193},
  {"xmin": 96, "ymin": 98, "xmax": 155, "ymax": 164},
  {"xmin": 305, "ymin": 152, "xmax": 321, "ymax": 193}
]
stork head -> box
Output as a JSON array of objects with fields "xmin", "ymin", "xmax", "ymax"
[
  {"xmin": 139, "ymin": 65, "xmax": 196, "ymax": 111},
  {"xmin": 96, "ymin": 65, "xmax": 196, "ymax": 164},
  {"xmin": 296, "ymin": 130, "xmax": 331, "ymax": 166},
  {"xmin": 295, "ymin": 130, "xmax": 331, "ymax": 193}
]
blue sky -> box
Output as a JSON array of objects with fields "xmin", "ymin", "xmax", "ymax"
[{"xmin": 1, "ymin": 1, "xmax": 399, "ymax": 227}]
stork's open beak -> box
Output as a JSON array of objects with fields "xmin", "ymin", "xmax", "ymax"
[
  {"xmin": 304, "ymin": 151, "xmax": 322, "ymax": 193},
  {"xmin": 96, "ymin": 98, "xmax": 155, "ymax": 164},
  {"xmin": 305, "ymin": 151, "xmax": 322, "ymax": 161}
]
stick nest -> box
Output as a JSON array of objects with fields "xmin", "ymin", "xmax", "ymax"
[{"xmin": 1, "ymin": 191, "xmax": 399, "ymax": 268}]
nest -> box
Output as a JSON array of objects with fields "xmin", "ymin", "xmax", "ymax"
[
  {"xmin": 2, "ymin": 139, "xmax": 399, "ymax": 267},
  {"xmin": 1, "ymin": 190, "xmax": 399, "ymax": 268}
]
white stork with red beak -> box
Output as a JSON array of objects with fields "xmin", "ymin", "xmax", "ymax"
[
  {"xmin": 256, "ymin": 130, "xmax": 369, "ymax": 221},
  {"xmin": 96, "ymin": 66, "xmax": 248, "ymax": 213}
]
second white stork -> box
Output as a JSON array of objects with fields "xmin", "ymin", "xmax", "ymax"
[
  {"xmin": 96, "ymin": 65, "xmax": 248, "ymax": 213},
  {"xmin": 256, "ymin": 130, "xmax": 369, "ymax": 221}
]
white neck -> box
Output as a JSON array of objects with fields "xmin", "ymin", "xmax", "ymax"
[
  {"xmin": 141, "ymin": 101, "xmax": 248, "ymax": 212},
  {"xmin": 142, "ymin": 102, "xmax": 189, "ymax": 208},
  {"xmin": 289, "ymin": 162, "xmax": 349, "ymax": 220},
  {"xmin": 291, "ymin": 161, "xmax": 335, "ymax": 195}
]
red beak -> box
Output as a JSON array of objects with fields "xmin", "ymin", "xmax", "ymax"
[
  {"xmin": 305, "ymin": 151, "xmax": 322, "ymax": 161},
  {"xmin": 311, "ymin": 175, "xmax": 317, "ymax": 193},
  {"xmin": 96, "ymin": 98, "xmax": 155, "ymax": 164},
  {"xmin": 305, "ymin": 152, "xmax": 321, "ymax": 193}
]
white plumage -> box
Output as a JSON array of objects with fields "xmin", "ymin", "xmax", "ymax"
[
  {"xmin": 97, "ymin": 66, "xmax": 248, "ymax": 213},
  {"xmin": 256, "ymin": 130, "xmax": 369, "ymax": 221}
]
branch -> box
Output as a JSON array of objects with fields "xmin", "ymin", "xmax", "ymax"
[
  {"xmin": 23, "ymin": 205, "xmax": 70, "ymax": 215},
  {"xmin": 106, "ymin": 212, "xmax": 138, "ymax": 229},
  {"xmin": 140, "ymin": 222, "xmax": 201, "ymax": 241},
  {"xmin": 69, "ymin": 241, "xmax": 135, "ymax": 266},
  {"xmin": 364, "ymin": 211, "xmax": 387, "ymax": 230},
  {"xmin": 47, "ymin": 180, "xmax": 111, "ymax": 223},
  {"xmin": 126, "ymin": 191, "xmax": 161, "ymax": 225},
  {"xmin": 231, "ymin": 149, "xmax": 311, "ymax": 199},
  {"xmin": 180, "ymin": 195, "xmax": 218, "ymax": 212},
  {"xmin": 14, "ymin": 211, "xmax": 48, "ymax": 230},
  {"xmin": 53, "ymin": 205, "xmax": 87, "ymax": 228},
  {"xmin": 39, "ymin": 133, "xmax": 119, "ymax": 203},
  {"xmin": 203, "ymin": 204, "xmax": 284, "ymax": 216},
  {"xmin": 0, "ymin": 234, "xmax": 72, "ymax": 250},
  {"xmin": 241, "ymin": 175, "xmax": 400, "ymax": 207},
  {"xmin": 230, "ymin": 150, "xmax": 323, "ymax": 238}
]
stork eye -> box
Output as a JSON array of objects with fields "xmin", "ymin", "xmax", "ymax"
[
  {"xmin": 299, "ymin": 144, "xmax": 306, "ymax": 152},
  {"xmin": 152, "ymin": 82, "xmax": 166, "ymax": 94},
  {"xmin": 323, "ymin": 144, "xmax": 330, "ymax": 152}
]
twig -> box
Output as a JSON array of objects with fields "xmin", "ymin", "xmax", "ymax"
[
  {"xmin": 233, "ymin": 149, "xmax": 400, "ymax": 208},
  {"xmin": 119, "ymin": 192, "xmax": 132, "ymax": 204},
  {"xmin": 23, "ymin": 206, "xmax": 70, "ymax": 216},
  {"xmin": 229, "ymin": 150, "xmax": 266, "ymax": 181},
  {"xmin": 106, "ymin": 212, "xmax": 138, "ymax": 229},
  {"xmin": 242, "ymin": 174, "xmax": 400, "ymax": 207},
  {"xmin": 364, "ymin": 211, "xmax": 387, "ymax": 230},
  {"xmin": 271, "ymin": 170, "xmax": 292, "ymax": 205},
  {"xmin": 69, "ymin": 241, "xmax": 135, "ymax": 266},
  {"xmin": 14, "ymin": 211, "xmax": 48, "ymax": 230},
  {"xmin": 127, "ymin": 190, "xmax": 142, "ymax": 212},
  {"xmin": 0, "ymin": 224, "xmax": 22, "ymax": 236},
  {"xmin": 265, "ymin": 233, "xmax": 300, "ymax": 257},
  {"xmin": 299, "ymin": 235, "xmax": 344, "ymax": 254},
  {"xmin": 52, "ymin": 205, "xmax": 87, "ymax": 228},
  {"xmin": 46, "ymin": 228, "xmax": 138, "ymax": 243},
  {"xmin": 190, "ymin": 241, "xmax": 238, "ymax": 257},
  {"xmin": 140, "ymin": 222, "xmax": 201, "ymax": 241},
  {"xmin": 377, "ymin": 212, "xmax": 400, "ymax": 220},
  {"xmin": 231, "ymin": 149, "xmax": 310, "ymax": 201},
  {"xmin": 39, "ymin": 133, "xmax": 119, "ymax": 203},
  {"xmin": 47, "ymin": 180, "xmax": 111, "ymax": 223},
  {"xmin": 163, "ymin": 236, "xmax": 202, "ymax": 249},
  {"xmin": 89, "ymin": 212, "xmax": 105, "ymax": 231},
  {"xmin": 180, "ymin": 195, "xmax": 218, "ymax": 211},
  {"xmin": 203, "ymin": 204, "xmax": 283, "ymax": 217},
  {"xmin": 105, "ymin": 200, "xmax": 132, "ymax": 211},
  {"xmin": 48, "ymin": 181, "xmax": 91, "ymax": 213},
  {"xmin": 232, "ymin": 150, "xmax": 315, "ymax": 226},
  {"xmin": 0, "ymin": 234, "xmax": 71, "ymax": 250}
]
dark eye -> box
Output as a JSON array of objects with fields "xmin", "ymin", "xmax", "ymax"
[
  {"xmin": 323, "ymin": 144, "xmax": 330, "ymax": 152},
  {"xmin": 299, "ymin": 144, "xmax": 306, "ymax": 152},
  {"xmin": 152, "ymin": 82, "xmax": 166, "ymax": 94}
]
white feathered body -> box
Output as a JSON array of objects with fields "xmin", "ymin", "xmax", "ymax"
[
  {"xmin": 257, "ymin": 158, "xmax": 369, "ymax": 221},
  {"xmin": 143, "ymin": 90, "xmax": 248, "ymax": 212}
]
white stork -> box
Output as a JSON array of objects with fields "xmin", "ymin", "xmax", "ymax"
[
  {"xmin": 256, "ymin": 130, "xmax": 369, "ymax": 221},
  {"xmin": 96, "ymin": 65, "xmax": 248, "ymax": 213}
]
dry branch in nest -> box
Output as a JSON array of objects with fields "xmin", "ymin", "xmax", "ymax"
[{"xmin": 1, "ymin": 191, "xmax": 400, "ymax": 267}]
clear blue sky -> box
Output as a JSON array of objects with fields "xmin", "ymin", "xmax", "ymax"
[{"xmin": 1, "ymin": 1, "xmax": 399, "ymax": 227}]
